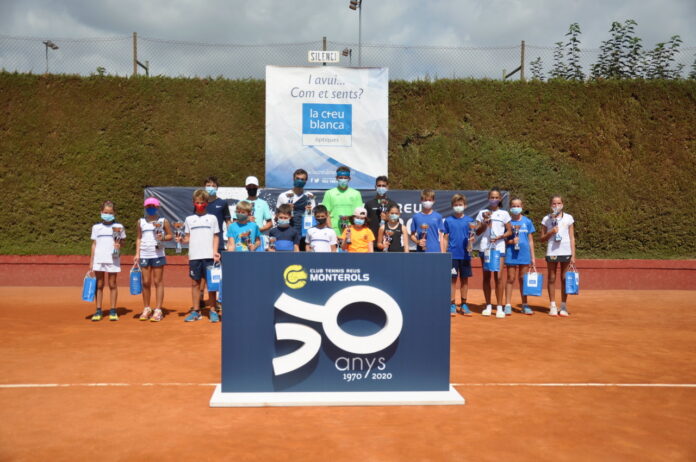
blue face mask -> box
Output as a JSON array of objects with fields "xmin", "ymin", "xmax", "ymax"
[
  {"xmin": 145, "ymin": 207, "xmax": 158, "ymax": 216},
  {"xmin": 236, "ymin": 213, "xmax": 248, "ymax": 221},
  {"xmin": 337, "ymin": 178, "xmax": 349, "ymax": 188},
  {"xmin": 376, "ymin": 186, "xmax": 388, "ymax": 196},
  {"xmin": 389, "ymin": 214, "xmax": 400, "ymax": 221},
  {"xmin": 293, "ymin": 179, "xmax": 306, "ymax": 188},
  {"xmin": 277, "ymin": 218, "xmax": 290, "ymax": 227},
  {"xmin": 101, "ymin": 213, "xmax": 115, "ymax": 222},
  {"xmin": 353, "ymin": 218, "xmax": 365, "ymax": 226},
  {"xmin": 510, "ymin": 207, "xmax": 523, "ymax": 215},
  {"xmin": 205, "ymin": 186, "xmax": 217, "ymax": 196}
]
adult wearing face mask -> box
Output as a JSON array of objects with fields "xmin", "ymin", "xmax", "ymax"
[
  {"xmin": 364, "ymin": 175, "xmax": 398, "ymax": 246},
  {"xmin": 276, "ymin": 168, "xmax": 315, "ymax": 251},
  {"xmin": 322, "ymin": 166, "xmax": 364, "ymax": 239},
  {"xmin": 203, "ymin": 176, "xmax": 231, "ymax": 253},
  {"xmin": 244, "ymin": 176, "xmax": 273, "ymax": 251}
]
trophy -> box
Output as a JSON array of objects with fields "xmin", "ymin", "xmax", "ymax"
[
  {"xmin": 467, "ymin": 221, "xmax": 477, "ymax": 254},
  {"xmin": 153, "ymin": 221, "xmax": 164, "ymax": 250},
  {"xmin": 112, "ymin": 225, "xmax": 123, "ymax": 258},
  {"xmin": 240, "ymin": 231, "xmax": 251, "ymax": 251},
  {"xmin": 269, "ymin": 236, "xmax": 276, "ymax": 250},
  {"xmin": 420, "ymin": 224, "xmax": 429, "ymax": 250},
  {"xmin": 303, "ymin": 203, "xmax": 313, "ymax": 230},
  {"xmin": 345, "ymin": 227, "xmax": 352, "ymax": 245},
  {"xmin": 173, "ymin": 221, "xmax": 185, "ymax": 253},
  {"xmin": 383, "ymin": 229, "xmax": 394, "ymax": 252},
  {"xmin": 551, "ymin": 212, "xmax": 562, "ymax": 242},
  {"xmin": 379, "ymin": 199, "xmax": 389, "ymax": 226},
  {"xmin": 286, "ymin": 192, "xmax": 294, "ymax": 204},
  {"xmin": 513, "ymin": 225, "xmax": 521, "ymax": 250}
]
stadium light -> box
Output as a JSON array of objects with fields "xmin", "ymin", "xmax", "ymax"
[
  {"xmin": 42, "ymin": 40, "xmax": 59, "ymax": 74},
  {"xmin": 348, "ymin": 0, "xmax": 363, "ymax": 66},
  {"xmin": 342, "ymin": 47, "xmax": 353, "ymax": 66}
]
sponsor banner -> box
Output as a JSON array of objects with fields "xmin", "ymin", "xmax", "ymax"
[
  {"xmin": 220, "ymin": 252, "xmax": 451, "ymax": 392},
  {"xmin": 265, "ymin": 66, "xmax": 388, "ymax": 189},
  {"xmin": 143, "ymin": 187, "xmax": 508, "ymax": 250}
]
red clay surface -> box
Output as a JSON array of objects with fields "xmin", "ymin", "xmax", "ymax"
[
  {"xmin": 1, "ymin": 255, "xmax": 695, "ymax": 289},
  {"xmin": 1, "ymin": 287, "xmax": 695, "ymax": 461}
]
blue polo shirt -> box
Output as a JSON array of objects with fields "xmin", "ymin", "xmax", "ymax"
[
  {"xmin": 443, "ymin": 214, "xmax": 474, "ymax": 260},
  {"xmin": 505, "ymin": 216, "xmax": 535, "ymax": 265},
  {"xmin": 410, "ymin": 211, "xmax": 443, "ymax": 253},
  {"xmin": 207, "ymin": 197, "xmax": 231, "ymax": 249}
]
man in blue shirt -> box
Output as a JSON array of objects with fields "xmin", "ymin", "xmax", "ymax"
[
  {"xmin": 409, "ymin": 189, "xmax": 444, "ymax": 253},
  {"xmin": 443, "ymin": 194, "xmax": 475, "ymax": 316}
]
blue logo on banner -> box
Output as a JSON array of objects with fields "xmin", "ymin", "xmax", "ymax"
[{"xmin": 302, "ymin": 103, "xmax": 352, "ymax": 135}]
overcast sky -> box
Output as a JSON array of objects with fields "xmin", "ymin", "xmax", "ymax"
[{"xmin": 1, "ymin": 0, "xmax": 694, "ymax": 79}]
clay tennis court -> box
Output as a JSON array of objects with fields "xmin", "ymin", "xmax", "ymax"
[{"xmin": 1, "ymin": 286, "xmax": 694, "ymax": 461}]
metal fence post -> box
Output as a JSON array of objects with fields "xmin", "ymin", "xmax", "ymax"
[
  {"xmin": 323, "ymin": 36, "xmax": 327, "ymax": 66},
  {"xmin": 520, "ymin": 40, "xmax": 526, "ymax": 81},
  {"xmin": 132, "ymin": 32, "xmax": 137, "ymax": 76}
]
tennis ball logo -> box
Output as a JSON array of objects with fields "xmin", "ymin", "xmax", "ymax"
[{"xmin": 284, "ymin": 265, "xmax": 308, "ymax": 289}]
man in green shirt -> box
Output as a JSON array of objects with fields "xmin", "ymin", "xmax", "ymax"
[{"xmin": 322, "ymin": 166, "xmax": 364, "ymax": 238}]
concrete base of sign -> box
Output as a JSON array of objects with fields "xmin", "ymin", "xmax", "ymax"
[{"xmin": 209, "ymin": 384, "xmax": 465, "ymax": 407}]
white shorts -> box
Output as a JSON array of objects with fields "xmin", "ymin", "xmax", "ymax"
[{"xmin": 92, "ymin": 263, "xmax": 121, "ymax": 273}]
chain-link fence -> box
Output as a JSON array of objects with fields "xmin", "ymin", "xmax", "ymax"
[{"xmin": 1, "ymin": 34, "xmax": 694, "ymax": 80}]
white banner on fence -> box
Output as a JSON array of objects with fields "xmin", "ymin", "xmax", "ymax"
[{"xmin": 265, "ymin": 65, "xmax": 388, "ymax": 190}]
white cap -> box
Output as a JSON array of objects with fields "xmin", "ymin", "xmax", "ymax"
[
  {"xmin": 353, "ymin": 206, "xmax": 367, "ymax": 218},
  {"xmin": 245, "ymin": 176, "xmax": 259, "ymax": 186}
]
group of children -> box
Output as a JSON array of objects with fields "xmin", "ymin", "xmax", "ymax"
[{"xmin": 88, "ymin": 172, "xmax": 576, "ymax": 323}]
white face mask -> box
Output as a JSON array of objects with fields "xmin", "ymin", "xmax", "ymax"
[
  {"xmin": 421, "ymin": 201, "xmax": 434, "ymax": 209},
  {"xmin": 453, "ymin": 206, "xmax": 465, "ymax": 214},
  {"xmin": 552, "ymin": 204, "xmax": 564, "ymax": 214}
]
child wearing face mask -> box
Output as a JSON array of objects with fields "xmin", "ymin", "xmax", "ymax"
[
  {"xmin": 89, "ymin": 200, "xmax": 126, "ymax": 322},
  {"xmin": 541, "ymin": 195, "xmax": 576, "ymax": 316},
  {"xmin": 134, "ymin": 197, "xmax": 172, "ymax": 322},
  {"xmin": 476, "ymin": 187, "xmax": 512, "ymax": 319},
  {"xmin": 179, "ymin": 190, "xmax": 221, "ymax": 322},
  {"xmin": 377, "ymin": 205, "xmax": 409, "ymax": 253},
  {"xmin": 306, "ymin": 205, "xmax": 338, "ymax": 252},
  {"xmin": 443, "ymin": 194, "xmax": 475, "ymax": 316},
  {"xmin": 409, "ymin": 189, "xmax": 444, "ymax": 253},
  {"xmin": 504, "ymin": 198, "xmax": 536, "ymax": 316},
  {"xmin": 226, "ymin": 201, "xmax": 261, "ymax": 252},
  {"xmin": 268, "ymin": 204, "xmax": 300, "ymax": 252},
  {"xmin": 244, "ymin": 176, "xmax": 273, "ymax": 251},
  {"xmin": 340, "ymin": 207, "xmax": 375, "ymax": 252}
]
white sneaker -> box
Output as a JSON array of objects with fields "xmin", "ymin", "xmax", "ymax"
[
  {"xmin": 549, "ymin": 306, "xmax": 558, "ymax": 316},
  {"xmin": 482, "ymin": 305, "xmax": 492, "ymax": 316},
  {"xmin": 496, "ymin": 306, "xmax": 506, "ymax": 318},
  {"xmin": 559, "ymin": 309, "xmax": 569, "ymax": 317}
]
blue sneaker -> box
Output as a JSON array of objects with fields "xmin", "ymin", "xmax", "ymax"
[
  {"xmin": 504, "ymin": 304, "xmax": 512, "ymax": 316},
  {"xmin": 450, "ymin": 304, "xmax": 457, "ymax": 316},
  {"xmin": 209, "ymin": 309, "xmax": 220, "ymax": 323},
  {"xmin": 523, "ymin": 305, "xmax": 534, "ymax": 315},
  {"xmin": 184, "ymin": 310, "xmax": 201, "ymax": 322},
  {"xmin": 460, "ymin": 304, "xmax": 472, "ymax": 316}
]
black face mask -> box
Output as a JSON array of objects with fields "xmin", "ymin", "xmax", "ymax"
[
  {"xmin": 316, "ymin": 217, "xmax": 327, "ymax": 225},
  {"xmin": 246, "ymin": 187, "xmax": 258, "ymax": 197}
]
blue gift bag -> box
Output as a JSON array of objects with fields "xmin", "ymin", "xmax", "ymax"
[
  {"xmin": 206, "ymin": 263, "xmax": 222, "ymax": 292},
  {"xmin": 523, "ymin": 271, "xmax": 544, "ymax": 296},
  {"xmin": 483, "ymin": 248, "xmax": 501, "ymax": 272},
  {"xmin": 565, "ymin": 265, "xmax": 580, "ymax": 295},
  {"xmin": 82, "ymin": 271, "xmax": 96, "ymax": 302},
  {"xmin": 129, "ymin": 265, "xmax": 142, "ymax": 295}
]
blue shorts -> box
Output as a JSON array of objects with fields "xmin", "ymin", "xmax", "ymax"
[
  {"xmin": 451, "ymin": 259, "xmax": 472, "ymax": 278},
  {"xmin": 139, "ymin": 257, "xmax": 166, "ymax": 268},
  {"xmin": 189, "ymin": 259, "xmax": 214, "ymax": 281}
]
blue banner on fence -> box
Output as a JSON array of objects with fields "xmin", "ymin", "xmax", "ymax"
[{"xmin": 220, "ymin": 252, "xmax": 451, "ymax": 392}]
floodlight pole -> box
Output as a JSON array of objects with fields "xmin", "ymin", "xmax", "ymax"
[{"xmin": 45, "ymin": 43, "xmax": 49, "ymax": 74}]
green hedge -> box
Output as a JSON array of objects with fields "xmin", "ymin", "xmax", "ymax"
[{"xmin": 1, "ymin": 73, "xmax": 694, "ymax": 258}]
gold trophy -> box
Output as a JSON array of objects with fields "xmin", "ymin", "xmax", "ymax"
[
  {"xmin": 269, "ymin": 236, "xmax": 276, "ymax": 250},
  {"xmin": 467, "ymin": 221, "xmax": 477, "ymax": 254},
  {"xmin": 420, "ymin": 223, "xmax": 429, "ymax": 250},
  {"xmin": 383, "ymin": 229, "xmax": 394, "ymax": 252},
  {"xmin": 173, "ymin": 221, "xmax": 185, "ymax": 253},
  {"xmin": 112, "ymin": 225, "xmax": 123, "ymax": 258}
]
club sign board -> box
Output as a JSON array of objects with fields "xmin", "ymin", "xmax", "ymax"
[{"xmin": 219, "ymin": 252, "xmax": 452, "ymax": 394}]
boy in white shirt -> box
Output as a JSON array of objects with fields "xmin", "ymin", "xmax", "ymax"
[
  {"xmin": 89, "ymin": 200, "xmax": 126, "ymax": 322},
  {"xmin": 178, "ymin": 190, "xmax": 221, "ymax": 322},
  {"xmin": 305, "ymin": 205, "xmax": 337, "ymax": 252}
]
